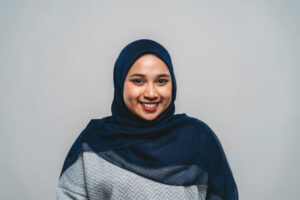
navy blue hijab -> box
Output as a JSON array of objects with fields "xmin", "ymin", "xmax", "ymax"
[{"xmin": 60, "ymin": 39, "xmax": 238, "ymax": 199}]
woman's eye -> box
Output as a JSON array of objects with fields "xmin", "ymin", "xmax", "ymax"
[
  {"xmin": 132, "ymin": 79, "xmax": 143, "ymax": 84},
  {"xmin": 157, "ymin": 79, "xmax": 169, "ymax": 85}
]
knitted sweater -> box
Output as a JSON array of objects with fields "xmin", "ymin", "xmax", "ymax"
[{"xmin": 56, "ymin": 150, "xmax": 207, "ymax": 200}]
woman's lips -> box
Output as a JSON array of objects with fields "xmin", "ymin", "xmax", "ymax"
[{"xmin": 140, "ymin": 102, "xmax": 159, "ymax": 112}]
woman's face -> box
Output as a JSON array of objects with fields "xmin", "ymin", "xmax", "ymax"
[{"xmin": 123, "ymin": 54, "xmax": 172, "ymax": 121}]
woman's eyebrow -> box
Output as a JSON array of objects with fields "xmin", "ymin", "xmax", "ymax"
[
  {"xmin": 158, "ymin": 74, "xmax": 171, "ymax": 78},
  {"xmin": 129, "ymin": 73, "xmax": 145, "ymax": 77}
]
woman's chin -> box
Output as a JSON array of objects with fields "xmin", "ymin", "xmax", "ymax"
[{"xmin": 139, "ymin": 113, "xmax": 158, "ymax": 121}]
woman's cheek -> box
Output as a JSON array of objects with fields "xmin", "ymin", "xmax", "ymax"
[
  {"xmin": 128, "ymin": 86, "xmax": 144, "ymax": 99},
  {"xmin": 160, "ymin": 85, "xmax": 172, "ymax": 99}
]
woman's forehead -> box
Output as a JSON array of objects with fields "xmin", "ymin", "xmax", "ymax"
[{"xmin": 127, "ymin": 54, "xmax": 171, "ymax": 75}]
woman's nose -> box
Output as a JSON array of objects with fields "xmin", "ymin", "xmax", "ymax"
[{"xmin": 143, "ymin": 84, "xmax": 158, "ymax": 101}]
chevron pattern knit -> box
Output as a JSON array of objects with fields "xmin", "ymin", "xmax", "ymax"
[{"xmin": 57, "ymin": 151, "xmax": 207, "ymax": 200}]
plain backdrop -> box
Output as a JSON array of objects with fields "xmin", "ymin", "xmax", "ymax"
[{"xmin": 1, "ymin": 0, "xmax": 299, "ymax": 199}]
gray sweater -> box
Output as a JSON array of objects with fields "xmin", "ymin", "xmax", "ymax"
[{"xmin": 57, "ymin": 151, "xmax": 207, "ymax": 200}]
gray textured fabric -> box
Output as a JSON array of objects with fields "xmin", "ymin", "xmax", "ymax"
[
  {"xmin": 57, "ymin": 151, "xmax": 207, "ymax": 200},
  {"xmin": 98, "ymin": 149, "xmax": 208, "ymax": 186}
]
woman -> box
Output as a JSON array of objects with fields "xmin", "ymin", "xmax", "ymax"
[{"xmin": 57, "ymin": 39, "xmax": 238, "ymax": 200}]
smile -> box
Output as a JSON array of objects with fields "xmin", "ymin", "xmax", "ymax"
[
  {"xmin": 143, "ymin": 103, "xmax": 158, "ymax": 108},
  {"xmin": 140, "ymin": 102, "xmax": 159, "ymax": 112}
]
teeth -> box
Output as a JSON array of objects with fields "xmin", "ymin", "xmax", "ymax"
[{"xmin": 142, "ymin": 103, "xmax": 158, "ymax": 108}]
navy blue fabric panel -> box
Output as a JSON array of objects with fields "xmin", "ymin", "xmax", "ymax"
[{"xmin": 193, "ymin": 119, "xmax": 239, "ymax": 200}]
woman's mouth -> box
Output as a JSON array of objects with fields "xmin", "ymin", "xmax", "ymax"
[{"xmin": 140, "ymin": 102, "xmax": 159, "ymax": 112}]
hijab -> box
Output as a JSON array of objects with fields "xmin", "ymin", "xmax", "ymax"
[{"xmin": 59, "ymin": 39, "xmax": 238, "ymax": 199}]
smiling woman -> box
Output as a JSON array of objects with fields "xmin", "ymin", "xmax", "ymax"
[
  {"xmin": 123, "ymin": 54, "xmax": 172, "ymax": 121},
  {"xmin": 56, "ymin": 39, "xmax": 238, "ymax": 200}
]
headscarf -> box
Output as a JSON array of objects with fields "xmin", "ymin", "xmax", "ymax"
[{"xmin": 59, "ymin": 39, "xmax": 238, "ymax": 199}]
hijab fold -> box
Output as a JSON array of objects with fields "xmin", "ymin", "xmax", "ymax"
[{"xmin": 60, "ymin": 39, "xmax": 238, "ymax": 199}]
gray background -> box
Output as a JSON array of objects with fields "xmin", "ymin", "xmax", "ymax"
[{"xmin": 1, "ymin": 0, "xmax": 299, "ymax": 199}]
